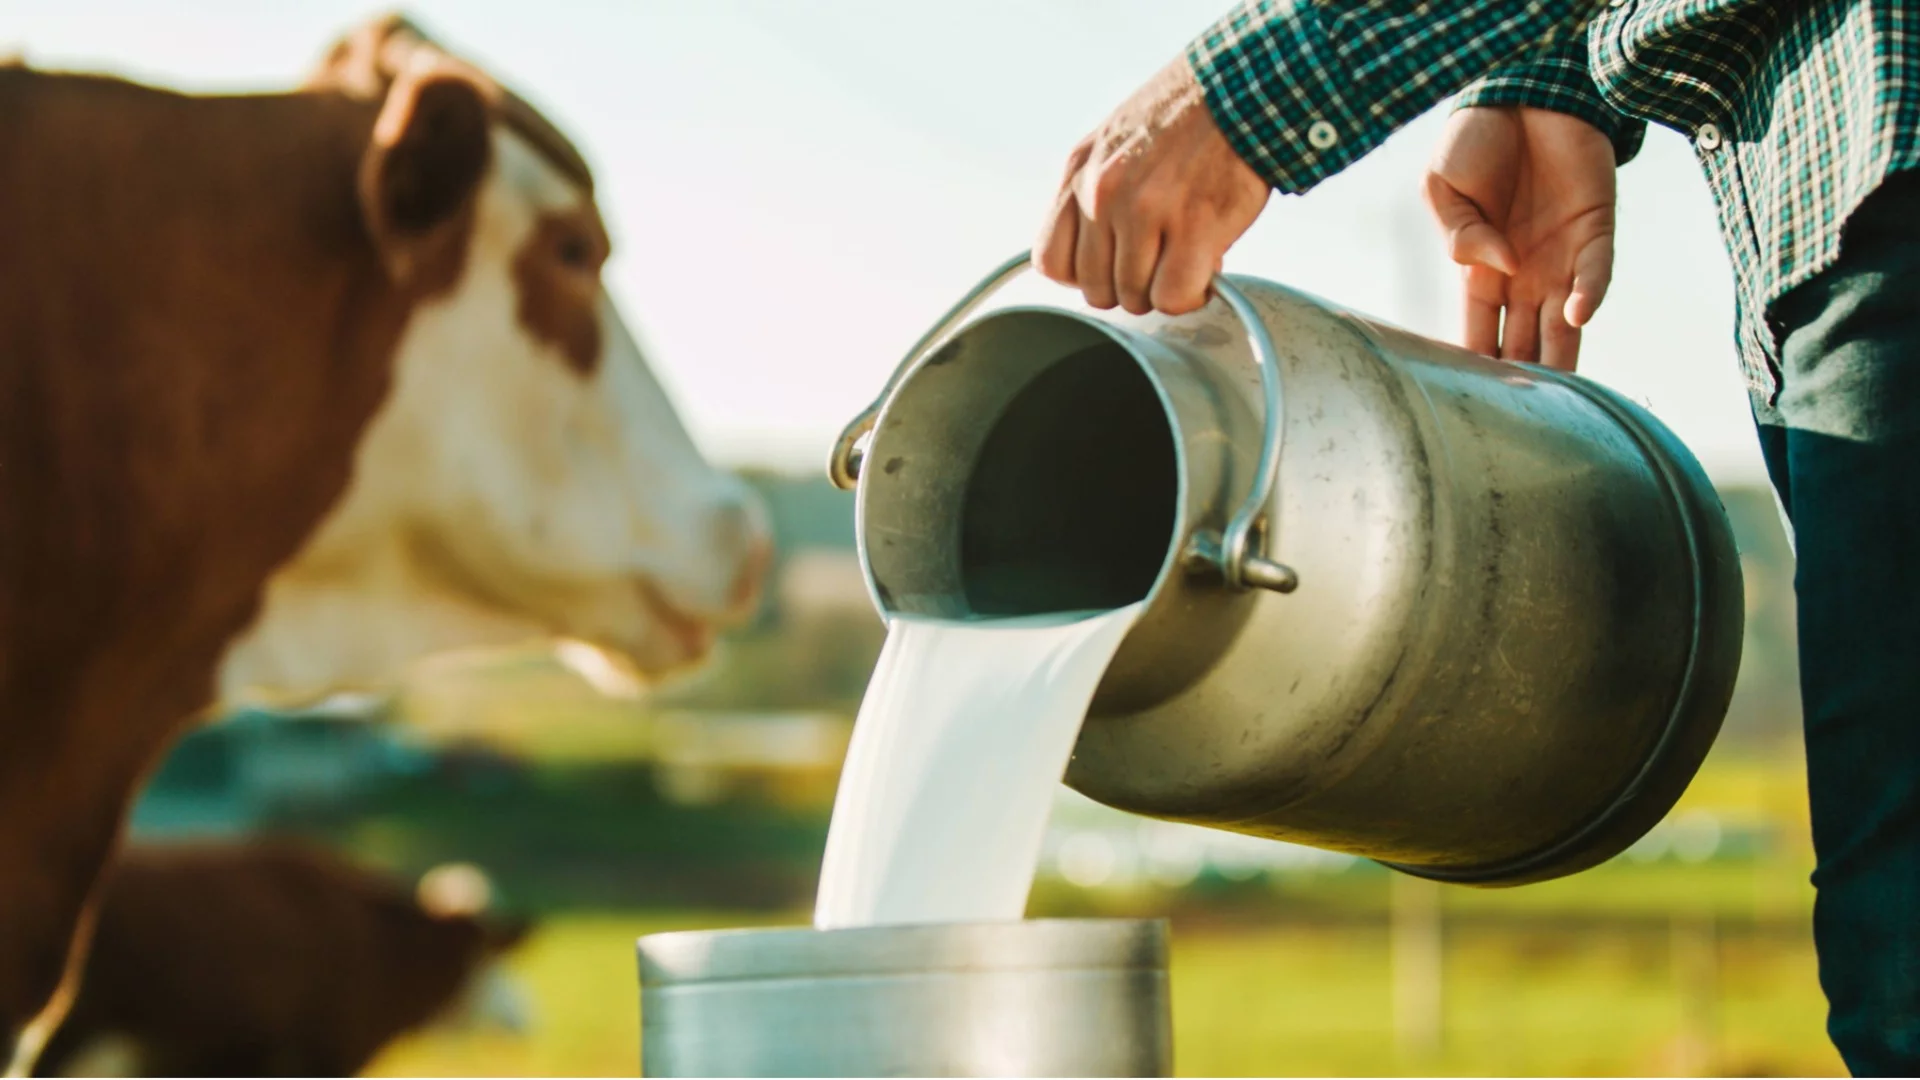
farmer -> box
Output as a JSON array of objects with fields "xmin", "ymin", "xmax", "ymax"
[{"xmin": 1035, "ymin": 2, "xmax": 1920, "ymax": 1073}]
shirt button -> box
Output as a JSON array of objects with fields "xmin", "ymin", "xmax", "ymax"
[
  {"xmin": 1307, "ymin": 120, "xmax": 1339, "ymax": 150},
  {"xmin": 1697, "ymin": 123, "xmax": 1724, "ymax": 151}
]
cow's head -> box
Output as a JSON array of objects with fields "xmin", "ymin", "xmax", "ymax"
[{"xmin": 217, "ymin": 16, "xmax": 770, "ymax": 703}]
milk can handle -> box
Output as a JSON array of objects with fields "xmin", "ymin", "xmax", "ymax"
[{"xmin": 827, "ymin": 252, "xmax": 1297, "ymax": 595}]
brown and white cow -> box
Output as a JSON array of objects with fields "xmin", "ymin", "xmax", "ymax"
[
  {"xmin": 33, "ymin": 844, "xmax": 531, "ymax": 1078},
  {"xmin": 0, "ymin": 14, "xmax": 767, "ymax": 1065}
]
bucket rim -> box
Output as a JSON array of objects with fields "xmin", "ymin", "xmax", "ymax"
[{"xmin": 637, "ymin": 916, "xmax": 1169, "ymax": 987}]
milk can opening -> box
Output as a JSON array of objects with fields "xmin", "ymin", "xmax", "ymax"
[
  {"xmin": 858, "ymin": 309, "xmax": 1180, "ymax": 621},
  {"xmin": 960, "ymin": 342, "xmax": 1177, "ymax": 615}
]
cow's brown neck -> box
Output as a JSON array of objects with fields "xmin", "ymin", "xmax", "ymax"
[{"xmin": 0, "ymin": 69, "xmax": 413, "ymax": 1032}]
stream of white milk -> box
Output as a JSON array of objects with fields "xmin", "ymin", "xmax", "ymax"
[{"xmin": 813, "ymin": 603, "xmax": 1145, "ymax": 929}]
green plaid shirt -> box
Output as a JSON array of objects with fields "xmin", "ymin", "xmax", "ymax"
[{"xmin": 1188, "ymin": 0, "xmax": 1920, "ymax": 396}]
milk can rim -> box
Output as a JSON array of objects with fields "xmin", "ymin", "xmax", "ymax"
[{"xmin": 853, "ymin": 305, "xmax": 1197, "ymax": 622}]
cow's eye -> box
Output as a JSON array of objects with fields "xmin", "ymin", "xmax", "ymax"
[{"xmin": 556, "ymin": 233, "xmax": 595, "ymax": 270}]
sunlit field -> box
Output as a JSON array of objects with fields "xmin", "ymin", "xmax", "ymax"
[
  {"xmin": 368, "ymin": 897, "xmax": 1839, "ymax": 1078},
  {"xmin": 366, "ymin": 751, "xmax": 1843, "ymax": 1079}
]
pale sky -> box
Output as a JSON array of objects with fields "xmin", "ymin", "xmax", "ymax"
[{"xmin": 7, "ymin": 0, "xmax": 1766, "ymax": 482}]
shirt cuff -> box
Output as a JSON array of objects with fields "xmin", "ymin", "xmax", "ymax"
[
  {"xmin": 1453, "ymin": 36, "xmax": 1647, "ymax": 165},
  {"xmin": 1186, "ymin": 1, "xmax": 1370, "ymax": 193},
  {"xmin": 1187, "ymin": 0, "xmax": 1609, "ymax": 194}
]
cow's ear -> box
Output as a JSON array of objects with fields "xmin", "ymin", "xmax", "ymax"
[
  {"xmin": 306, "ymin": 12, "xmax": 423, "ymax": 98},
  {"xmin": 358, "ymin": 58, "xmax": 494, "ymax": 293},
  {"xmin": 486, "ymin": 913, "xmax": 536, "ymax": 953}
]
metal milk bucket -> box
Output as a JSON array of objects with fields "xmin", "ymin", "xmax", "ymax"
[
  {"xmin": 829, "ymin": 254, "xmax": 1744, "ymax": 886},
  {"xmin": 637, "ymin": 919, "xmax": 1171, "ymax": 1077}
]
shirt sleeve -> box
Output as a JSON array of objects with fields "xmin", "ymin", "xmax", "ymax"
[
  {"xmin": 1188, "ymin": 0, "xmax": 1609, "ymax": 192},
  {"xmin": 1454, "ymin": 36, "xmax": 1647, "ymax": 165}
]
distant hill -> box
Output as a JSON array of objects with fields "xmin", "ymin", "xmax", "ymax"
[
  {"xmin": 729, "ymin": 470, "xmax": 1804, "ymax": 748},
  {"xmin": 738, "ymin": 468, "xmax": 856, "ymax": 554},
  {"xmin": 1716, "ymin": 485, "xmax": 1801, "ymax": 746}
]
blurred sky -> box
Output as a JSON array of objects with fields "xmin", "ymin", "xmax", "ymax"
[{"xmin": 7, "ymin": 0, "xmax": 1765, "ymax": 481}]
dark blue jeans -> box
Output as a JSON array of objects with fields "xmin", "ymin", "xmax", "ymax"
[{"xmin": 1752, "ymin": 170, "xmax": 1920, "ymax": 1076}]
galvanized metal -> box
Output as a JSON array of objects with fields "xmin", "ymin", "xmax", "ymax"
[
  {"xmin": 840, "ymin": 256, "xmax": 1744, "ymax": 886},
  {"xmin": 832, "ymin": 254, "xmax": 1297, "ymax": 595},
  {"xmin": 636, "ymin": 919, "xmax": 1171, "ymax": 1077}
]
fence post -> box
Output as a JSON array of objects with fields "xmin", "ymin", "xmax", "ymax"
[
  {"xmin": 1671, "ymin": 911, "xmax": 1720, "ymax": 1077},
  {"xmin": 1392, "ymin": 872, "xmax": 1444, "ymax": 1059}
]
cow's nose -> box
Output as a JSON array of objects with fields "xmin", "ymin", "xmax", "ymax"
[
  {"xmin": 708, "ymin": 494, "xmax": 761, "ymax": 556},
  {"xmin": 709, "ymin": 490, "xmax": 772, "ymax": 615}
]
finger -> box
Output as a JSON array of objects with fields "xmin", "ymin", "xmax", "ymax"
[
  {"xmin": 1074, "ymin": 208, "xmax": 1119, "ymax": 310},
  {"xmin": 1449, "ymin": 221, "xmax": 1520, "ymax": 276},
  {"xmin": 1462, "ymin": 264, "xmax": 1506, "ymax": 357},
  {"xmin": 1147, "ymin": 227, "xmax": 1219, "ymax": 315},
  {"xmin": 1423, "ymin": 173, "xmax": 1518, "ymax": 275},
  {"xmin": 1112, "ymin": 221, "xmax": 1163, "ymax": 316},
  {"xmin": 1035, "ymin": 189, "xmax": 1083, "ymax": 285},
  {"xmin": 1565, "ymin": 233, "xmax": 1615, "ymax": 327},
  {"xmin": 1035, "ymin": 142, "xmax": 1094, "ymax": 284},
  {"xmin": 1057, "ymin": 138, "xmax": 1094, "ymax": 187},
  {"xmin": 1500, "ymin": 296, "xmax": 1541, "ymax": 364},
  {"xmin": 1539, "ymin": 289, "xmax": 1582, "ymax": 372}
]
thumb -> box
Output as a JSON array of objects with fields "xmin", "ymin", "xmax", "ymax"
[
  {"xmin": 1424, "ymin": 173, "xmax": 1517, "ymax": 275},
  {"xmin": 1564, "ymin": 233, "xmax": 1615, "ymax": 327}
]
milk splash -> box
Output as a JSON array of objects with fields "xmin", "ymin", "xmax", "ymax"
[{"xmin": 814, "ymin": 603, "xmax": 1144, "ymax": 929}]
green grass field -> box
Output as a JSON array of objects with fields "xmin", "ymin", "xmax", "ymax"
[
  {"xmin": 365, "ymin": 901, "xmax": 1841, "ymax": 1078},
  {"xmin": 355, "ymin": 750, "xmax": 1842, "ymax": 1078}
]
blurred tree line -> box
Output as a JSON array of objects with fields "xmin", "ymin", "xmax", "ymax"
[
  {"xmin": 129, "ymin": 472, "xmax": 1802, "ymax": 914},
  {"xmin": 666, "ymin": 473, "xmax": 1804, "ymax": 752}
]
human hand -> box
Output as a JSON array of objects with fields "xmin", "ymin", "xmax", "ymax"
[
  {"xmin": 1034, "ymin": 55, "xmax": 1271, "ymax": 315},
  {"xmin": 1424, "ymin": 106, "xmax": 1617, "ymax": 371}
]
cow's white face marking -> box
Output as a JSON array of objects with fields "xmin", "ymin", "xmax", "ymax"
[{"xmin": 218, "ymin": 130, "xmax": 768, "ymax": 705}]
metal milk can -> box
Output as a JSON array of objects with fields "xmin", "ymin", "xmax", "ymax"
[{"xmin": 829, "ymin": 254, "xmax": 1744, "ymax": 885}]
